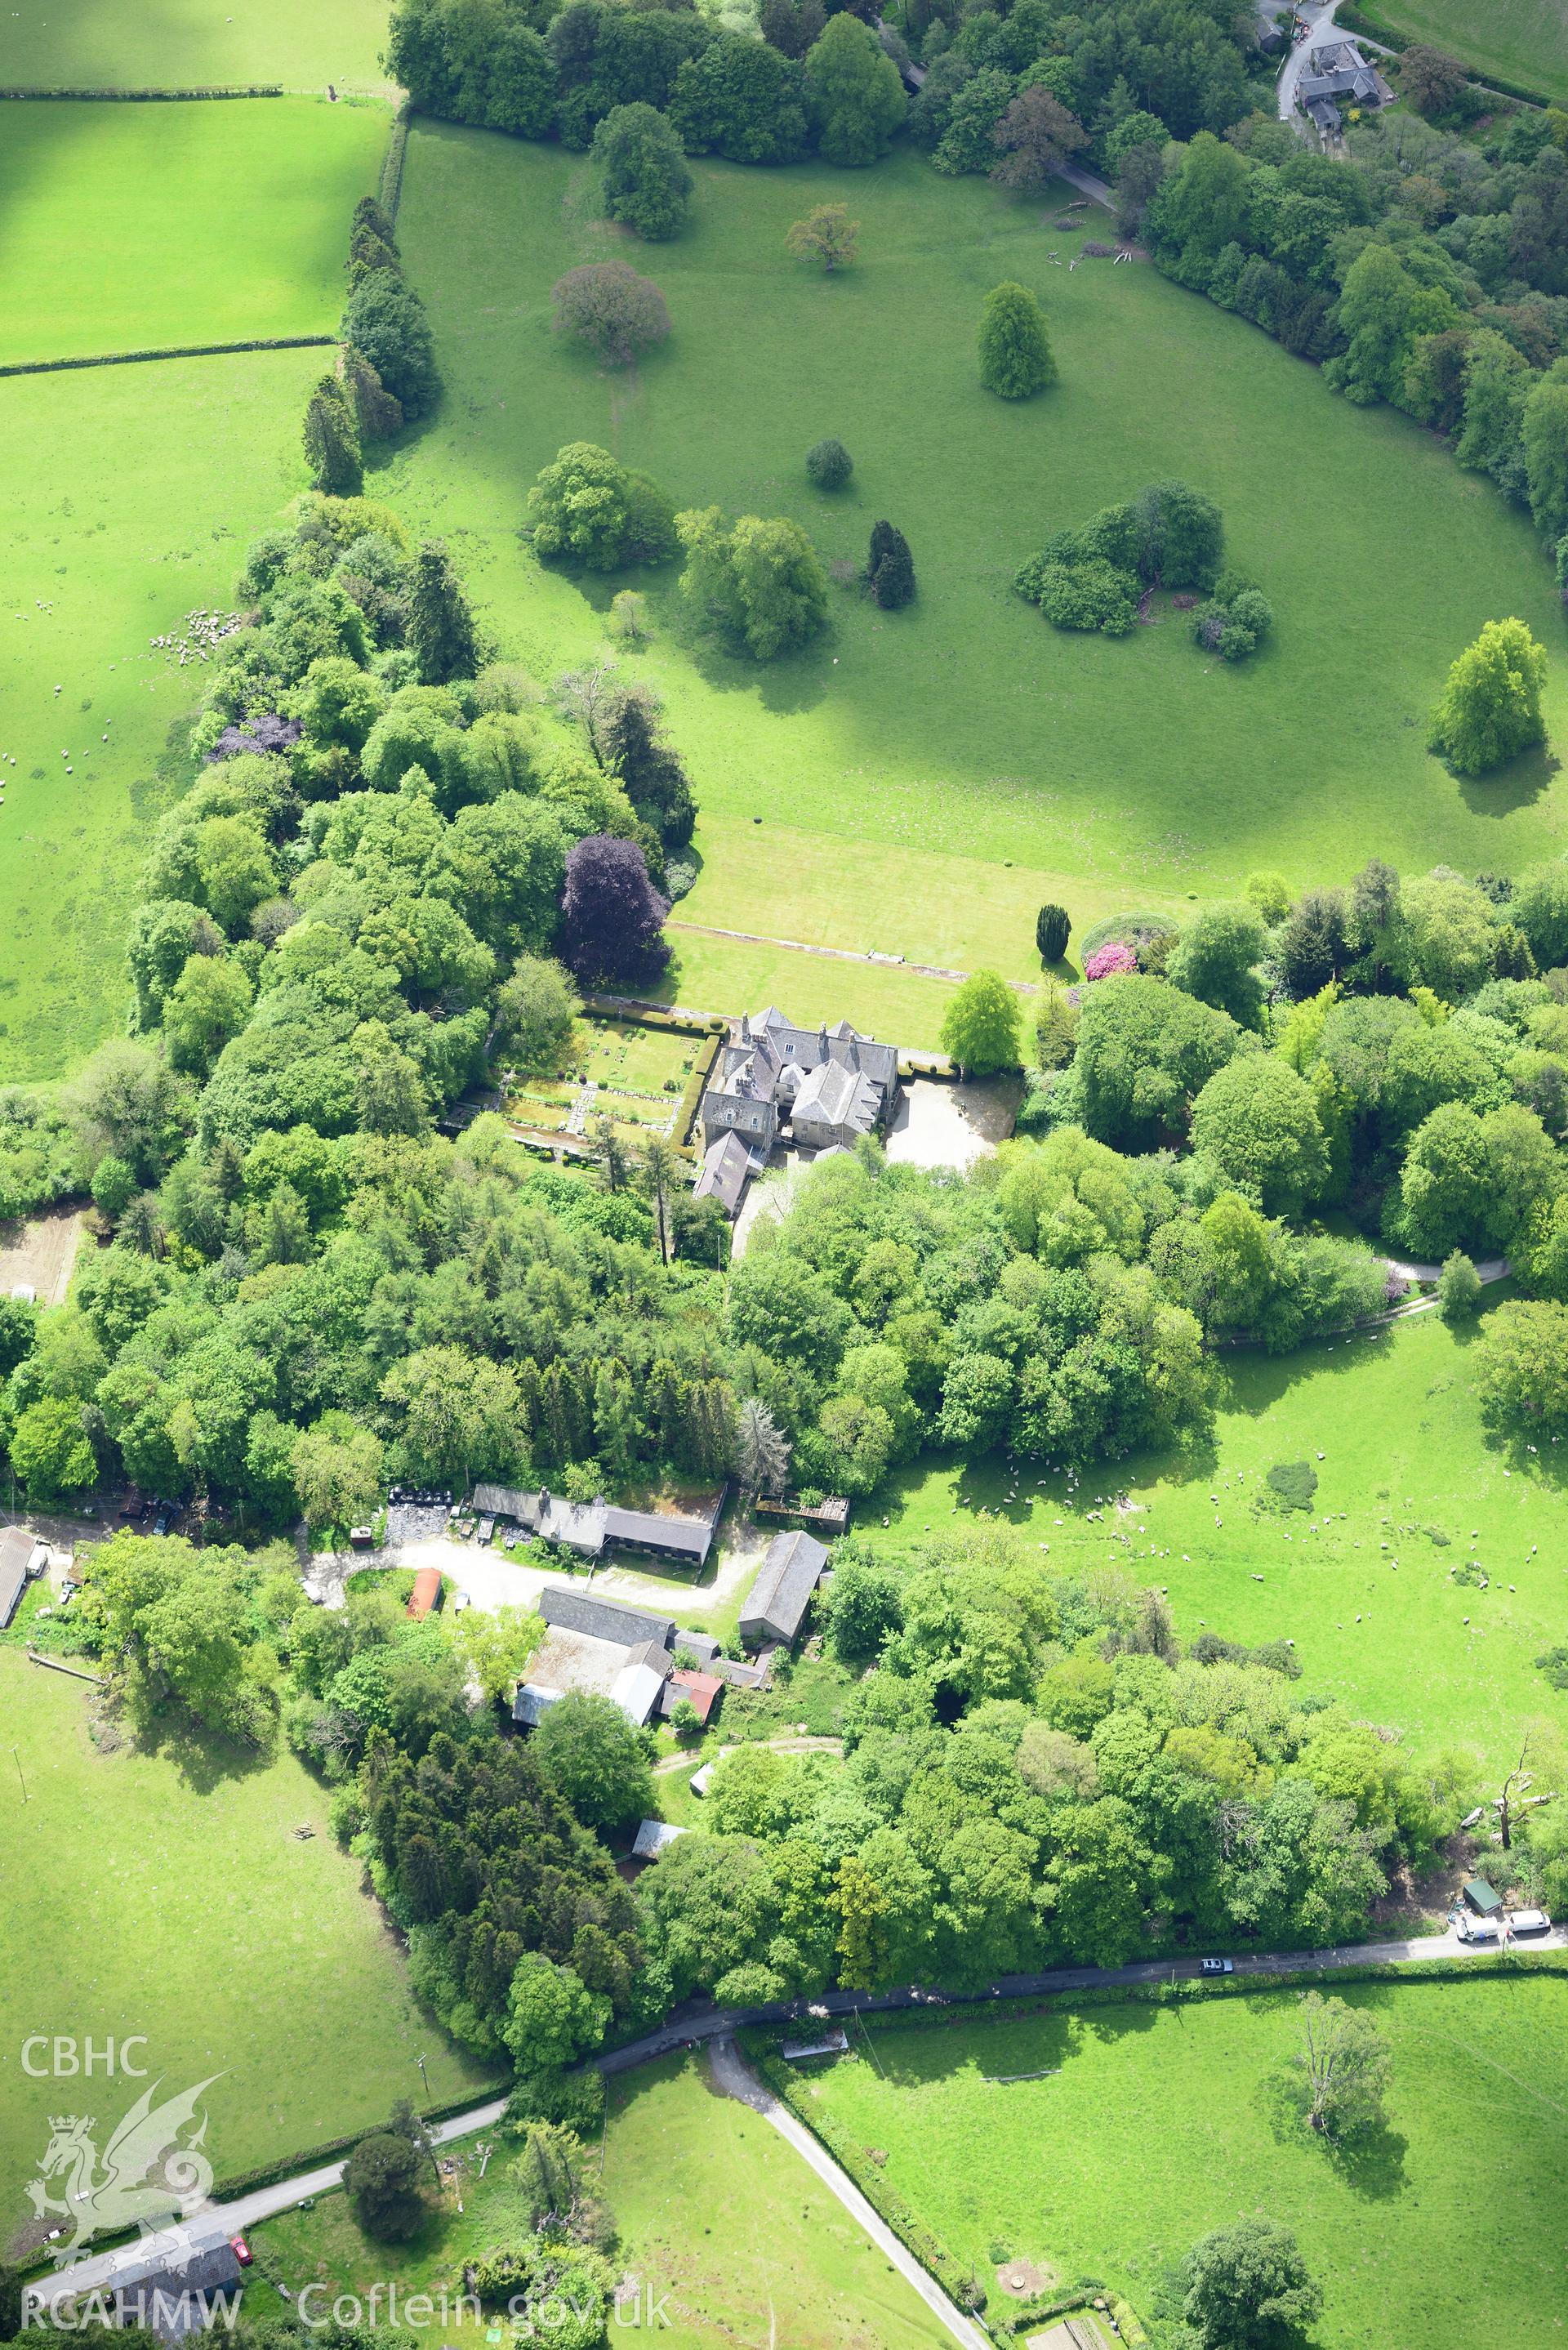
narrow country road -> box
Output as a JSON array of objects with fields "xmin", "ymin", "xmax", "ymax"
[
  {"xmin": 706, "ymin": 2036, "xmax": 992, "ymax": 2350},
  {"xmin": 34, "ymin": 1921, "xmax": 1561, "ymax": 2313}
]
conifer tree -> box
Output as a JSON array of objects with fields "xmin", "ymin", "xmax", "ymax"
[
  {"xmin": 302, "ymin": 372, "xmax": 363, "ymax": 496},
  {"xmin": 409, "ymin": 538, "xmax": 480, "ymax": 685}
]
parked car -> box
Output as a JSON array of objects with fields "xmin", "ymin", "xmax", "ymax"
[
  {"xmin": 151, "ymin": 1513, "xmax": 170, "ymax": 1537},
  {"xmin": 1200, "ymin": 1957, "xmax": 1234, "ymax": 1976},
  {"xmin": 230, "ymin": 2236, "xmax": 253, "ymax": 2268},
  {"xmin": 452, "ymin": 1592, "xmax": 470, "ymax": 1613},
  {"xmin": 1453, "ymin": 1911, "xmax": 1499, "ymax": 1943},
  {"xmin": 1509, "ymin": 1907, "xmax": 1552, "ymax": 1935}
]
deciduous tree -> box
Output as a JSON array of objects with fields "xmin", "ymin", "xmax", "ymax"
[
  {"xmin": 940, "ymin": 969, "xmax": 1021, "ymax": 1074},
  {"xmin": 1429, "ymin": 618, "xmax": 1548, "ymax": 774},
  {"xmin": 591, "ymin": 103, "xmax": 693, "ymax": 240},
  {"xmin": 786, "ymin": 203, "xmax": 860, "ymax": 271},
  {"xmin": 978, "ymin": 280, "xmax": 1056, "ymax": 399}
]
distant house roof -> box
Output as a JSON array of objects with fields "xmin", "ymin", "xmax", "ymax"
[
  {"xmin": 0, "ymin": 1526, "xmax": 42, "ymax": 1630},
  {"xmin": 115, "ymin": 2241, "xmax": 244, "ymax": 2345},
  {"xmin": 694, "ymin": 1130, "xmax": 757, "ymax": 1216},
  {"xmin": 513, "ymin": 1625, "xmax": 670, "ymax": 1729},
  {"xmin": 406, "ymin": 1567, "xmax": 443, "ymax": 1621},
  {"xmin": 659, "ymin": 1666, "xmax": 723, "ymax": 1726},
  {"xmin": 676, "ymin": 1629, "xmax": 721, "ymax": 1662},
  {"xmin": 470, "ymin": 1483, "xmax": 608, "ymax": 1555},
  {"xmin": 29, "ymin": 2227, "xmax": 240, "ymax": 2341},
  {"xmin": 611, "ymin": 1658, "xmax": 670, "ymax": 1727},
  {"xmin": 474, "ymin": 1484, "xmax": 715, "ymax": 1566},
  {"xmin": 631, "ymin": 1818, "xmax": 688, "ymax": 1860},
  {"xmin": 541, "ymin": 1584, "xmax": 675, "ymax": 1650},
  {"xmin": 604, "ymin": 1503, "xmax": 715, "ymax": 1564},
  {"xmin": 739, "ymin": 1529, "xmax": 831, "ymax": 1648}
]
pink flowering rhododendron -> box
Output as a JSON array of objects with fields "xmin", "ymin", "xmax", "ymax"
[{"xmin": 1085, "ymin": 942, "xmax": 1138, "ymax": 981}]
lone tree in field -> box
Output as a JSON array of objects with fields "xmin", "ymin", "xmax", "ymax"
[
  {"xmin": 1429, "ymin": 617, "xmax": 1548, "ymax": 775},
  {"xmin": 990, "ymin": 84, "xmax": 1088, "ymax": 194},
  {"xmin": 978, "ymin": 280, "xmax": 1056, "ymax": 399},
  {"xmin": 409, "ymin": 539, "xmax": 480, "ymax": 686},
  {"xmin": 786, "ymin": 202, "xmax": 860, "ymax": 272},
  {"xmin": 551, "ymin": 261, "xmax": 671, "ymax": 368},
  {"xmin": 302, "ymin": 373, "xmax": 363, "ymax": 497},
  {"xmin": 591, "ymin": 102, "xmax": 693, "ymax": 240},
  {"xmin": 676, "ymin": 506, "xmax": 831, "ymax": 660},
  {"xmin": 1036, "ymin": 903, "xmax": 1070, "ymax": 962},
  {"xmin": 1178, "ymin": 2216, "xmax": 1322, "ymax": 2350},
  {"xmin": 807, "ymin": 436, "xmax": 853, "ymax": 489},
  {"xmin": 940, "ymin": 969, "xmax": 1021, "ymax": 1075},
  {"xmin": 866, "ymin": 519, "xmax": 915, "ymax": 609},
  {"xmin": 1293, "ymin": 1991, "xmax": 1392, "ymax": 2142},
  {"xmin": 560, "ymin": 833, "xmax": 670, "ymax": 986}
]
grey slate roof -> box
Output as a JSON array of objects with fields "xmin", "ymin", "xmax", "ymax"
[
  {"xmin": 540, "ymin": 1584, "xmax": 675, "ymax": 1650},
  {"xmin": 792, "ymin": 1058, "xmax": 880, "ymax": 1137},
  {"xmin": 694, "ymin": 1130, "xmax": 756, "ymax": 1215},
  {"xmin": 739, "ymin": 1529, "xmax": 830, "ymax": 1646},
  {"xmin": 472, "ymin": 1485, "xmax": 715, "ymax": 1565},
  {"xmin": 605, "ymin": 1505, "xmax": 714, "ymax": 1563}
]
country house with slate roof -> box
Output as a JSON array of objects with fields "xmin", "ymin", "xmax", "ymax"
[{"xmin": 700, "ymin": 1006, "xmax": 900, "ymax": 1157}]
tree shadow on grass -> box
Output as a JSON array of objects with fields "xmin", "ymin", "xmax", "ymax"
[
  {"xmin": 127, "ymin": 1706, "xmax": 277, "ymax": 1795},
  {"xmin": 1258, "ymin": 2066, "xmax": 1408, "ymax": 2201},
  {"xmin": 1456, "ymin": 739, "xmax": 1559, "ymax": 819}
]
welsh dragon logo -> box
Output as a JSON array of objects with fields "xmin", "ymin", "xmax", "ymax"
[{"xmin": 27, "ymin": 2076, "xmax": 224, "ymax": 2264}]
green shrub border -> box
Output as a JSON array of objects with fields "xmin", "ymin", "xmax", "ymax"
[
  {"xmin": 675, "ymin": 1028, "xmax": 724, "ymax": 1156},
  {"xmin": 742, "ymin": 1954, "xmax": 1568, "ymax": 2342},
  {"xmin": 0, "ymin": 335, "xmax": 336, "ymax": 379},
  {"xmin": 0, "ymin": 84, "xmax": 284, "ymax": 98},
  {"xmin": 380, "ymin": 101, "xmax": 412, "ymax": 223}
]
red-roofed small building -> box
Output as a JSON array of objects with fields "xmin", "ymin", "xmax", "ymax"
[
  {"xmin": 659, "ymin": 1667, "xmax": 722, "ymax": 1728},
  {"xmin": 406, "ymin": 1567, "xmax": 443, "ymax": 1620}
]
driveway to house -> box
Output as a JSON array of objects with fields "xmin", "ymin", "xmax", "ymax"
[
  {"xmin": 706, "ymin": 2036, "xmax": 993, "ymax": 2350},
  {"xmin": 885, "ymin": 1076, "xmax": 1018, "ymax": 1172},
  {"xmin": 29, "ymin": 1921, "xmax": 1562, "ymax": 2314},
  {"xmin": 302, "ymin": 1522, "xmax": 770, "ymax": 1621}
]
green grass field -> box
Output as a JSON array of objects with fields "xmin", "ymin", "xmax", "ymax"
[
  {"xmin": 0, "ymin": 0, "xmax": 391, "ymax": 91},
  {"xmin": 803, "ymin": 1973, "xmax": 1568, "ymax": 2349},
  {"xmin": 1370, "ymin": 0, "xmax": 1568, "ymax": 103},
  {"xmin": 0, "ymin": 1653, "xmax": 497, "ymax": 2236},
  {"xmin": 871, "ymin": 1292, "xmax": 1568, "ymax": 1771},
  {"xmin": 0, "ymin": 346, "xmax": 327, "ymax": 1082},
  {"xmin": 380, "ymin": 130, "xmax": 1568, "ymax": 1019},
  {"xmin": 0, "ymin": 98, "xmax": 386, "ymax": 364},
  {"xmin": 252, "ymin": 2053, "xmax": 951, "ymax": 2350}
]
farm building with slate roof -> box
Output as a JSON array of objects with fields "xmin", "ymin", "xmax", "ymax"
[{"xmin": 739, "ymin": 1529, "xmax": 830, "ymax": 1648}]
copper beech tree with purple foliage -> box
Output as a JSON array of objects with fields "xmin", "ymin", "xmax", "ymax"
[{"xmin": 559, "ymin": 833, "xmax": 672, "ymax": 986}]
